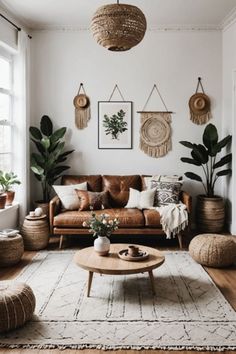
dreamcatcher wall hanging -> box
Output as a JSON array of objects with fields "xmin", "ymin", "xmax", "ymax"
[
  {"xmin": 189, "ymin": 77, "xmax": 211, "ymax": 125},
  {"xmin": 138, "ymin": 84, "xmax": 173, "ymax": 158},
  {"xmin": 73, "ymin": 83, "xmax": 91, "ymax": 129}
]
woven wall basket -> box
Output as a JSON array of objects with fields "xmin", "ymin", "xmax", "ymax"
[{"xmin": 91, "ymin": 4, "xmax": 147, "ymax": 51}]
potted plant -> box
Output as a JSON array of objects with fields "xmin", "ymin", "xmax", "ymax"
[
  {"xmin": 83, "ymin": 212, "xmax": 119, "ymax": 255},
  {"xmin": 0, "ymin": 171, "xmax": 21, "ymax": 206},
  {"xmin": 0, "ymin": 192, "xmax": 7, "ymax": 209},
  {"xmin": 29, "ymin": 115, "xmax": 74, "ymax": 215},
  {"xmin": 180, "ymin": 123, "xmax": 232, "ymax": 232}
]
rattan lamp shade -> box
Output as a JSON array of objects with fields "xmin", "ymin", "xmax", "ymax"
[{"xmin": 91, "ymin": 3, "xmax": 147, "ymax": 51}]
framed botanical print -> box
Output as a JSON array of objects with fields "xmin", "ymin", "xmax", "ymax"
[{"xmin": 98, "ymin": 101, "xmax": 132, "ymax": 149}]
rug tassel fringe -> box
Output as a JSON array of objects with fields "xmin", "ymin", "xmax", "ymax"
[{"xmin": 0, "ymin": 343, "xmax": 235, "ymax": 351}]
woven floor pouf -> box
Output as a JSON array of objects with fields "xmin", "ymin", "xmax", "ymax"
[
  {"xmin": 0, "ymin": 282, "xmax": 36, "ymax": 332},
  {"xmin": 189, "ymin": 233, "xmax": 236, "ymax": 268}
]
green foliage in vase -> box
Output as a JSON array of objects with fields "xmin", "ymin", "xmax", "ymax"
[
  {"xmin": 180, "ymin": 123, "xmax": 232, "ymax": 197},
  {"xmin": 103, "ymin": 109, "xmax": 128, "ymax": 140},
  {"xmin": 29, "ymin": 115, "xmax": 74, "ymax": 203},
  {"xmin": 0, "ymin": 171, "xmax": 21, "ymax": 192},
  {"xmin": 83, "ymin": 212, "xmax": 119, "ymax": 237}
]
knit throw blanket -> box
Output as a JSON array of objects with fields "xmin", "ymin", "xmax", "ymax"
[{"xmin": 154, "ymin": 203, "xmax": 188, "ymax": 239}]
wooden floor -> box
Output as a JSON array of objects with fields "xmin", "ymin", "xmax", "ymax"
[{"xmin": 0, "ymin": 236, "xmax": 235, "ymax": 354}]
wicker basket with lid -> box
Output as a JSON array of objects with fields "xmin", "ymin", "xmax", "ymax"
[{"xmin": 21, "ymin": 214, "xmax": 49, "ymax": 250}]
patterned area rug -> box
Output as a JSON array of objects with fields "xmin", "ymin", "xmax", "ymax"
[{"xmin": 0, "ymin": 251, "xmax": 235, "ymax": 350}]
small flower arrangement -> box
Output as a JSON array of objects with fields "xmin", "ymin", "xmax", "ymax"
[{"xmin": 82, "ymin": 212, "xmax": 119, "ymax": 237}]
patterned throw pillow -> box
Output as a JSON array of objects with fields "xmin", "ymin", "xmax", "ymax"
[
  {"xmin": 75, "ymin": 190, "xmax": 110, "ymax": 211},
  {"xmin": 150, "ymin": 181, "xmax": 182, "ymax": 206},
  {"xmin": 144, "ymin": 175, "xmax": 182, "ymax": 190}
]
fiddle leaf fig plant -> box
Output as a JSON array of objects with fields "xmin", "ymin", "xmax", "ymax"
[
  {"xmin": 180, "ymin": 123, "xmax": 232, "ymax": 197},
  {"xmin": 29, "ymin": 115, "xmax": 74, "ymax": 202}
]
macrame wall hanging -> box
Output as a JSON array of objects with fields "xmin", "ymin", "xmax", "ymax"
[
  {"xmin": 189, "ymin": 77, "xmax": 211, "ymax": 125},
  {"xmin": 138, "ymin": 84, "xmax": 173, "ymax": 158},
  {"xmin": 73, "ymin": 83, "xmax": 91, "ymax": 129}
]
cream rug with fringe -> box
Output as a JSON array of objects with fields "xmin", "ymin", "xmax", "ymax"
[{"xmin": 0, "ymin": 251, "xmax": 235, "ymax": 350}]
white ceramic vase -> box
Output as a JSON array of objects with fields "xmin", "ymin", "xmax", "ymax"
[{"xmin": 94, "ymin": 236, "xmax": 110, "ymax": 256}]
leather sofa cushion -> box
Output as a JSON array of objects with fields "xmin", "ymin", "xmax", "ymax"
[
  {"xmin": 102, "ymin": 175, "xmax": 141, "ymax": 207},
  {"xmin": 61, "ymin": 175, "xmax": 102, "ymax": 192},
  {"xmin": 54, "ymin": 208, "xmax": 144, "ymax": 228},
  {"xmin": 143, "ymin": 209, "xmax": 161, "ymax": 227}
]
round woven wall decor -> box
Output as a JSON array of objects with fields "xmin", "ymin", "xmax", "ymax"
[
  {"xmin": 141, "ymin": 116, "xmax": 170, "ymax": 147},
  {"xmin": 91, "ymin": 4, "xmax": 147, "ymax": 51}
]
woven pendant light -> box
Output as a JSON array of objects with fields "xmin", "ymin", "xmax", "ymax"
[{"xmin": 91, "ymin": 1, "xmax": 147, "ymax": 51}]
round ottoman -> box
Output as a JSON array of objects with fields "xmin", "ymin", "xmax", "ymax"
[
  {"xmin": 0, "ymin": 282, "xmax": 36, "ymax": 332},
  {"xmin": 0, "ymin": 234, "xmax": 24, "ymax": 267},
  {"xmin": 21, "ymin": 215, "xmax": 49, "ymax": 250},
  {"xmin": 189, "ymin": 233, "xmax": 236, "ymax": 268}
]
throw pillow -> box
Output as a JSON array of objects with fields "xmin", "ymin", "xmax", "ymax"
[
  {"xmin": 75, "ymin": 190, "xmax": 110, "ymax": 211},
  {"xmin": 53, "ymin": 182, "xmax": 87, "ymax": 210},
  {"xmin": 150, "ymin": 181, "xmax": 182, "ymax": 206},
  {"xmin": 144, "ymin": 175, "xmax": 182, "ymax": 190},
  {"xmin": 125, "ymin": 188, "xmax": 156, "ymax": 209}
]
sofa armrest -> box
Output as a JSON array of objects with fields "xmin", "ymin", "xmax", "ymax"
[
  {"xmin": 180, "ymin": 191, "xmax": 192, "ymax": 214},
  {"xmin": 49, "ymin": 196, "xmax": 61, "ymax": 233}
]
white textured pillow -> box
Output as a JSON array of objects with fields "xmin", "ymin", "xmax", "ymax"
[
  {"xmin": 125, "ymin": 188, "xmax": 156, "ymax": 209},
  {"xmin": 53, "ymin": 182, "xmax": 87, "ymax": 210}
]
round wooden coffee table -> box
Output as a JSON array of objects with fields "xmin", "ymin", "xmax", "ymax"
[{"xmin": 74, "ymin": 244, "xmax": 165, "ymax": 297}]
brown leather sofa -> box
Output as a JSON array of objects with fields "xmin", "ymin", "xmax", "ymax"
[{"xmin": 49, "ymin": 175, "xmax": 192, "ymax": 249}]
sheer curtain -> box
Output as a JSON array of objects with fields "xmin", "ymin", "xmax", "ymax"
[{"xmin": 13, "ymin": 30, "xmax": 31, "ymax": 222}]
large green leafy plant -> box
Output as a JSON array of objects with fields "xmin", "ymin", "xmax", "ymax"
[
  {"xmin": 180, "ymin": 123, "xmax": 232, "ymax": 197},
  {"xmin": 29, "ymin": 115, "xmax": 74, "ymax": 202}
]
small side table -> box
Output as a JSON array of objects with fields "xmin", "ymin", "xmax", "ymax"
[
  {"xmin": 0, "ymin": 234, "xmax": 24, "ymax": 267},
  {"xmin": 21, "ymin": 214, "xmax": 49, "ymax": 250}
]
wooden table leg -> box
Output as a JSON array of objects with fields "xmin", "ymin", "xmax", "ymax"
[
  {"xmin": 148, "ymin": 270, "xmax": 156, "ymax": 295},
  {"xmin": 87, "ymin": 271, "xmax": 94, "ymax": 297}
]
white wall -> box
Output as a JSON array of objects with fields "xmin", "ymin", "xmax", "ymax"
[
  {"xmin": 30, "ymin": 29, "xmax": 222, "ymax": 205},
  {"xmin": 0, "ymin": 18, "xmax": 17, "ymax": 50},
  {"xmin": 222, "ymin": 22, "xmax": 236, "ymax": 234}
]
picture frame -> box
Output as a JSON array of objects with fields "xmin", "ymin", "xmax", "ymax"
[{"xmin": 98, "ymin": 101, "xmax": 132, "ymax": 149}]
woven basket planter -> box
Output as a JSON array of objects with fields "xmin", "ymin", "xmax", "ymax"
[
  {"xmin": 0, "ymin": 234, "xmax": 24, "ymax": 267},
  {"xmin": 91, "ymin": 4, "xmax": 147, "ymax": 51},
  {"xmin": 0, "ymin": 282, "xmax": 35, "ymax": 333},
  {"xmin": 196, "ymin": 195, "xmax": 225, "ymax": 233},
  {"xmin": 21, "ymin": 215, "xmax": 49, "ymax": 251},
  {"xmin": 189, "ymin": 233, "xmax": 236, "ymax": 268}
]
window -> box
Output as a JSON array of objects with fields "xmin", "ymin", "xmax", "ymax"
[{"xmin": 0, "ymin": 50, "xmax": 13, "ymax": 171}]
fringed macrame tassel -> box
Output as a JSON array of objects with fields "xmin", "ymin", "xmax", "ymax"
[
  {"xmin": 140, "ymin": 138, "xmax": 171, "ymax": 158},
  {"xmin": 75, "ymin": 107, "xmax": 90, "ymax": 129},
  {"xmin": 190, "ymin": 111, "xmax": 211, "ymax": 125}
]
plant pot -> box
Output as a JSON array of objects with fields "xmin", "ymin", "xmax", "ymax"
[
  {"xmin": 34, "ymin": 201, "xmax": 49, "ymax": 218},
  {"xmin": 196, "ymin": 195, "xmax": 225, "ymax": 233},
  {"xmin": 5, "ymin": 191, "xmax": 15, "ymax": 206},
  {"xmin": 0, "ymin": 194, "xmax": 7, "ymax": 209},
  {"xmin": 94, "ymin": 236, "xmax": 110, "ymax": 256}
]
